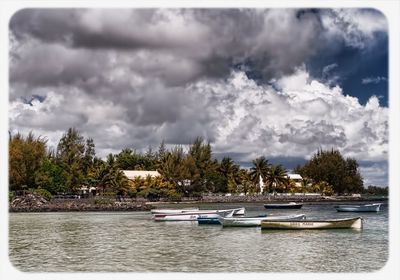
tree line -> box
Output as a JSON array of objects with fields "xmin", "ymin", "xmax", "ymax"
[{"xmin": 9, "ymin": 127, "xmax": 383, "ymax": 201}]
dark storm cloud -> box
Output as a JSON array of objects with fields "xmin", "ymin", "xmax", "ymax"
[
  {"xmin": 10, "ymin": 8, "xmax": 325, "ymax": 86},
  {"xmin": 10, "ymin": 42, "xmax": 107, "ymax": 88}
]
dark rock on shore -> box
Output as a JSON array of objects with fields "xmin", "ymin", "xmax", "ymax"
[{"xmin": 9, "ymin": 195, "xmax": 152, "ymax": 212}]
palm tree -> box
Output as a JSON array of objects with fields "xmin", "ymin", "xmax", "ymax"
[
  {"xmin": 300, "ymin": 177, "xmax": 313, "ymax": 192},
  {"xmin": 249, "ymin": 156, "xmax": 270, "ymax": 193},
  {"xmin": 218, "ymin": 157, "xmax": 240, "ymax": 192},
  {"xmin": 264, "ymin": 164, "xmax": 289, "ymax": 193}
]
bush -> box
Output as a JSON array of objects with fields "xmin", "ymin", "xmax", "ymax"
[
  {"xmin": 164, "ymin": 189, "xmax": 182, "ymax": 201},
  {"xmin": 9, "ymin": 191, "xmax": 15, "ymax": 203},
  {"xmin": 29, "ymin": 188, "xmax": 53, "ymax": 201},
  {"xmin": 94, "ymin": 197, "xmax": 113, "ymax": 205}
]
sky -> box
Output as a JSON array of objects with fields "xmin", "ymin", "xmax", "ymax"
[{"xmin": 8, "ymin": 8, "xmax": 389, "ymax": 187}]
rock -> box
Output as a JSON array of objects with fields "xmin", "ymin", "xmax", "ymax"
[{"xmin": 10, "ymin": 193, "xmax": 49, "ymax": 210}]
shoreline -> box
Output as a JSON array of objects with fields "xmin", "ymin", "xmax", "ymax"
[{"xmin": 9, "ymin": 193, "xmax": 388, "ymax": 212}]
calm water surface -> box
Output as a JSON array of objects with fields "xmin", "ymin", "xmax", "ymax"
[{"xmin": 9, "ymin": 202, "xmax": 388, "ymax": 272}]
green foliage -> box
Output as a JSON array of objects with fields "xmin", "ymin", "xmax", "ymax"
[
  {"xmin": 9, "ymin": 191, "xmax": 15, "ymax": 203},
  {"xmin": 29, "ymin": 188, "xmax": 53, "ymax": 201},
  {"xmin": 9, "ymin": 132, "xmax": 47, "ymax": 191},
  {"xmin": 115, "ymin": 148, "xmax": 156, "ymax": 170},
  {"xmin": 56, "ymin": 128, "xmax": 86, "ymax": 193},
  {"xmin": 249, "ymin": 156, "xmax": 270, "ymax": 193},
  {"xmin": 94, "ymin": 196, "xmax": 114, "ymax": 205},
  {"xmin": 35, "ymin": 158, "xmax": 68, "ymax": 194},
  {"xmin": 265, "ymin": 164, "xmax": 289, "ymax": 193},
  {"xmin": 365, "ymin": 185, "xmax": 388, "ymax": 196},
  {"xmin": 9, "ymin": 128, "xmax": 370, "ymax": 202},
  {"xmin": 296, "ymin": 149, "xmax": 364, "ymax": 194}
]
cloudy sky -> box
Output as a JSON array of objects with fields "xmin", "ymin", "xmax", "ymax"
[{"xmin": 9, "ymin": 8, "xmax": 388, "ymax": 186}]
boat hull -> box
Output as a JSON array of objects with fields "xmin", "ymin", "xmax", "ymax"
[
  {"xmin": 197, "ymin": 217, "xmax": 221, "ymax": 224},
  {"xmin": 153, "ymin": 207, "xmax": 245, "ymax": 221},
  {"xmin": 219, "ymin": 214, "xmax": 306, "ymax": 227},
  {"xmin": 150, "ymin": 208, "xmax": 199, "ymax": 214},
  {"xmin": 335, "ymin": 203, "xmax": 381, "ymax": 212},
  {"xmin": 264, "ymin": 203, "xmax": 303, "ymax": 209},
  {"xmin": 261, "ymin": 217, "xmax": 363, "ymax": 230}
]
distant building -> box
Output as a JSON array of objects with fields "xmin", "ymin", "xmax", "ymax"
[
  {"xmin": 287, "ymin": 174, "xmax": 303, "ymax": 187},
  {"xmin": 122, "ymin": 170, "xmax": 161, "ymax": 180}
]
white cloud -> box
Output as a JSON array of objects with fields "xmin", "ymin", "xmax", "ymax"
[
  {"xmin": 361, "ymin": 76, "xmax": 387, "ymax": 84},
  {"xmin": 321, "ymin": 9, "xmax": 387, "ymax": 49},
  {"xmin": 202, "ymin": 69, "xmax": 388, "ymax": 163}
]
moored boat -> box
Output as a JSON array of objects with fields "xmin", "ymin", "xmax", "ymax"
[
  {"xmin": 150, "ymin": 208, "xmax": 199, "ymax": 214},
  {"xmin": 334, "ymin": 203, "xmax": 381, "ymax": 212},
  {"xmin": 264, "ymin": 202, "xmax": 303, "ymax": 209},
  {"xmin": 261, "ymin": 217, "xmax": 363, "ymax": 230},
  {"xmin": 197, "ymin": 217, "xmax": 221, "ymax": 225},
  {"xmin": 218, "ymin": 213, "xmax": 306, "ymax": 227},
  {"xmin": 153, "ymin": 207, "xmax": 245, "ymax": 221}
]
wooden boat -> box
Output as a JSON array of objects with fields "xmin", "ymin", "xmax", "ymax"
[
  {"xmin": 153, "ymin": 207, "xmax": 245, "ymax": 221},
  {"xmin": 334, "ymin": 203, "xmax": 381, "ymax": 212},
  {"xmin": 261, "ymin": 217, "xmax": 363, "ymax": 230},
  {"xmin": 150, "ymin": 208, "xmax": 199, "ymax": 214},
  {"xmin": 264, "ymin": 202, "xmax": 303, "ymax": 209},
  {"xmin": 197, "ymin": 217, "xmax": 221, "ymax": 225},
  {"xmin": 218, "ymin": 214, "xmax": 306, "ymax": 227}
]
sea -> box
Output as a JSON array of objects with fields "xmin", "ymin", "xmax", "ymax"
[{"xmin": 8, "ymin": 202, "xmax": 388, "ymax": 273}]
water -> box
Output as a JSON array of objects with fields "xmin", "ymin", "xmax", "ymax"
[{"xmin": 8, "ymin": 202, "xmax": 388, "ymax": 272}]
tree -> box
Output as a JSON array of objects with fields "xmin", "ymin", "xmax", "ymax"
[
  {"xmin": 157, "ymin": 146, "xmax": 191, "ymax": 193},
  {"xmin": 9, "ymin": 132, "xmax": 47, "ymax": 191},
  {"xmin": 249, "ymin": 156, "xmax": 270, "ymax": 193},
  {"xmin": 296, "ymin": 149, "xmax": 364, "ymax": 194},
  {"xmin": 218, "ymin": 157, "xmax": 240, "ymax": 193},
  {"xmin": 35, "ymin": 158, "xmax": 68, "ymax": 194},
  {"xmin": 237, "ymin": 169, "xmax": 255, "ymax": 195},
  {"xmin": 82, "ymin": 138, "xmax": 96, "ymax": 175},
  {"xmin": 264, "ymin": 164, "xmax": 289, "ymax": 193},
  {"xmin": 56, "ymin": 128, "xmax": 85, "ymax": 193}
]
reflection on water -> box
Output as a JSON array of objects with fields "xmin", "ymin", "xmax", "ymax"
[{"xmin": 9, "ymin": 203, "xmax": 388, "ymax": 272}]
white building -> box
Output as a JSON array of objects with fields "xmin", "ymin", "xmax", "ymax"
[
  {"xmin": 122, "ymin": 170, "xmax": 161, "ymax": 180},
  {"xmin": 287, "ymin": 173, "xmax": 303, "ymax": 187}
]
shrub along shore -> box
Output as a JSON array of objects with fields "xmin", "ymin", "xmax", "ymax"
[{"xmin": 9, "ymin": 193, "xmax": 387, "ymax": 212}]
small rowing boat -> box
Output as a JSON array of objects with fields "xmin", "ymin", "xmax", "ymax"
[
  {"xmin": 150, "ymin": 208, "xmax": 199, "ymax": 214},
  {"xmin": 153, "ymin": 207, "xmax": 245, "ymax": 221},
  {"xmin": 218, "ymin": 213, "xmax": 306, "ymax": 227},
  {"xmin": 261, "ymin": 217, "xmax": 363, "ymax": 230},
  {"xmin": 264, "ymin": 202, "xmax": 303, "ymax": 209},
  {"xmin": 334, "ymin": 203, "xmax": 381, "ymax": 212}
]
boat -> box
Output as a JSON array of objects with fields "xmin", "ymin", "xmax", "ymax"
[
  {"xmin": 260, "ymin": 217, "xmax": 363, "ymax": 230},
  {"xmin": 264, "ymin": 202, "xmax": 303, "ymax": 209},
  {"xmin": 150, "ymin": 208, "xmax": 199, "ymax": 214},
  {"xmin": 153, "ymin": 207, "xmax": 245, "ymax": 221},
  {"xmin": 197, "ymin": 217, "xmax": 221, "ymax": 225},
  {"xmin": 218, "ymin": 214, "xmax": 306, "ymax": 227},
  {"xmin": 334, "ymin": 203, "xmax": 382, "ymax": 212}
]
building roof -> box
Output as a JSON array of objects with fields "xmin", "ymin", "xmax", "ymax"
[
  {"xmin": 287, "ymin": 174, "xmax": 303, "ymax": 180},
  {"xmin": 122, "ymin": 170, "xmax": 161, "ymax": 180}
]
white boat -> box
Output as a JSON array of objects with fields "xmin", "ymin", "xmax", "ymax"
[
  {"xmin": 334, "ymin": 203, "xmax": 382, "ymax": 212},
  {"xmin": 218, "ymin": 213, "xmax": 306, "ymax": 227},
  {"xmin": 150, "ymin": 208, "xmax": 199, "ymax": 214},
  {"xmin": 261, "ymin": 217, "xmax": 363, "ymax": 230},
  {"xmin": 153, "ymin": 207, "xmax": 245, "ymax": 221},
  {"xmin": 264, "ymin": 202, "xmax": 303, "ymax": 209}
]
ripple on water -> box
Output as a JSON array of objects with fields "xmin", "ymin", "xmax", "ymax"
[{"xmin": 9, "ymin": 205, "xmax": 388, "ymax": 272}]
